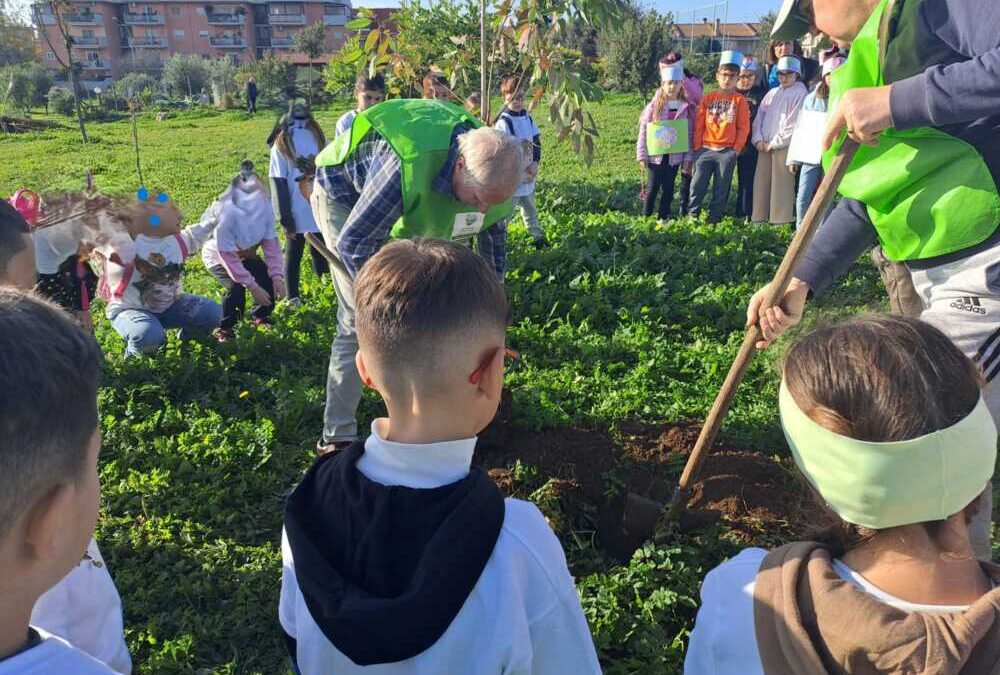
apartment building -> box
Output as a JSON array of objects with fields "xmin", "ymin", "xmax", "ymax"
[
  {"xmin": 34, "ymin": 0, "xmax": 354, "ymax": 82},
  {"xmin": 671, "ymin": 19, "xmax": 764, "ymax": 58}
]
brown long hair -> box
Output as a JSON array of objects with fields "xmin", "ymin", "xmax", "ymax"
[
  {"xmin": 782, "ymin": 315, "xmax": 983, "ymax": 554},
  {"xmin": 768, "ymin": 39, "xmax": 803, "ymax": 65}
]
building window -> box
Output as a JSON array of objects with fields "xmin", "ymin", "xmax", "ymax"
[
  {"xmin": 333, "ymin": 30, "xmax": 342, "ymax": 38},
  {"xmin": 45, "ymin": 51, "xmax": 55, "ymax": 60},
  {"xmin": 171, "ymin": 5, "xmax": 181, "ymax": 14},
  {"xmin": 196, "ymin": 7, "xmax": 205, "ymax": 14},
  {"xmin": 199, "ymin": 29, "xmax": 209, "ymax": 39},
  {"xmin": 174, "ymin": 29, "xmax": 184, "ymax": 39},
  {"xmin": 324, "ymin": 4, "xmax": 346, "ymax": 15},
  {"xmin": 82, "ymin": 29, "xmax": 94, "ymax": 37}
]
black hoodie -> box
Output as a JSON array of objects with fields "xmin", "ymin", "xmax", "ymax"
[{"xmin": 283, "ymin": 441, "xmax": 505, "ymax": 666}]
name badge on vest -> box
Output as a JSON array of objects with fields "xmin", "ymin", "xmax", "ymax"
[{"xmin": 452, "ymin": 212, "xmax": 484, "ymax": 239}]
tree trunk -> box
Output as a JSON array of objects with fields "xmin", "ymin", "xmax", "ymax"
[
  {"xmin": 479, "ymin": 0, "xmax": 488, "ymax": 122},
  {"xmin": 68, "ymin": 66, "xmax": 89, "ymax": 143},
  {"xmin": 307, "ymin": 64, "xmax": 313, "ymax": 105}
]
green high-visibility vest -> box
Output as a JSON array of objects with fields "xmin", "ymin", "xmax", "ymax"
[
  {"xmin": 824, "ymin": 0, "xmax": 1000, "ymax": 261},
  {"xmin": 315, "ymin": 99, "xmax": 512, "ymax": 241}
]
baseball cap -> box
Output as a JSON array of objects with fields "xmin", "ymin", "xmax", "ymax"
[{"xmin": 772, "ymin": 0, "xmax": 813, "ymax": 41}]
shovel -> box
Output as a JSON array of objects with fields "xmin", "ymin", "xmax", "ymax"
[
  {"xmin": 621, "ymin": 139, "xmax": 861, "ymax": 536},
  {"xmin": 305, "ymin": 232, "xmax": 351, "ymax": 279}
]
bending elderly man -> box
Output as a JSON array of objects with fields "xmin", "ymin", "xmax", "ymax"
[{"xmin": 310, "ymin": 98, "xmax": 525, "ymax": 454}]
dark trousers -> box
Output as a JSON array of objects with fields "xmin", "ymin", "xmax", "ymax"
[
  {"xmin": 247, "ymin": 97, "xmax": 257, "ymax": 114},
  {"xmin": 285, "ymin": 232, "xmax": 329, "ymax": 300},
  {"xmin": 643, "ymin": 161, "xmax": 680, "ymax": 220},
  {"xmin": 689, "ymin": 148, "xmax": 738, "ymax": 223},
  {"xmin": 209, "ymin": 258, "xmax": 273, "ymax": 330},
  {"xmin": 736, "ymin": 146, "xmax": 758, "ymax": 220},
  {"xmin": 679, "ymin": 172, "xmax": 692, "ymax": 214}
]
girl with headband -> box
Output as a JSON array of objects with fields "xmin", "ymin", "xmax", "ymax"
[{"xmin": 686, "ymin": 314, "xmax": 1000, "ymax": 674}]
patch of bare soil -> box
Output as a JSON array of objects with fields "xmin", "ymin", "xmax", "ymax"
[{"xmin": 0, "ymin": 117, "xmax": 60, "ymax": 134}]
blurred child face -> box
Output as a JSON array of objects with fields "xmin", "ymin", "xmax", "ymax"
[
  {"xmin": 505, "ymin": 89, "xmax": 525, "ymax": 112},
  {"xmin": 737, "ymin": 70, "xmax": 755, "ymax": 92},
  {"xmin": 2, "ymin": 234, "xmax": 37, "ymax": 290},
  {"xmin": 778, "ymin": 70, "xmax": 800, "ymax": 88},
  {"xmin": 356, "ymin": 88, "xmax": 383, "ymax": 112},
  {"xmin": 716, "ymin": 67, "xmax": 738, "ymax": 91},
  {"xmin": 662, "ymin": 80, "xmax": 683, "ymax": 99},
  {"xmin": 123, "ymin": 198, "xmax": 183, "ymax": 238},
  {"xmin": 823, "ymin": 73, "xmax": 832, "ymax": 88}
]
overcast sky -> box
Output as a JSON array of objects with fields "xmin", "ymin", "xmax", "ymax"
[{"xmin": 10, "ymin": 0, "xmax": 779, "ymax": 26}]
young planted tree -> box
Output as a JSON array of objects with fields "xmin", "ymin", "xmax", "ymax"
[
  {"xmin": 163, "ymin": 53, "xmax": 209, "ymax": 98},
  {"xmin": 341, "ymin": 0, "xmax": 623, "ymax": 164},
  {"xmin": 601, "ymin": 6, "xmax": 672, "ymax": 97},
  {"xmin": 293, "ymin": 21, "xmax": 327, "ymax": 105},
  {"xmin": 32, "ymin": 0, "xmax": 88, "ymax": 141}
]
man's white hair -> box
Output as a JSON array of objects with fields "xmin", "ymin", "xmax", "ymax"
[{"xmin": 457, "ymin": 127, "xmax": 528, "ymax": 193}]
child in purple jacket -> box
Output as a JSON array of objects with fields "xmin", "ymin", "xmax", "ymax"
[{"xmin": 637, "ymin": 64, "xmax": 696, "ymax": 222}]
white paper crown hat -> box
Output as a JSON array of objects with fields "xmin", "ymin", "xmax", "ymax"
[
  {"xmin": 719, "ymin": 50, "xmax": 744, "ymax": 67},
  {"xmin": 777, "ymin": 55, "xmax": 802, "ymax": 75},
  {"xmin": 659, "ymin": 64, "xmax": 685, "ymax": 82}
]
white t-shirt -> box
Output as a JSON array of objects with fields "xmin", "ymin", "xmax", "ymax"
[
  {"xmin": 335, "ymin": 110, "xmax": 357, "ymax": 139},
  {"xmin": 30, "ymin": 539, "xmax": 130, "ymax": 674},
  {"xmin": 494, "ymin": 110, "xmax": 540, "ymax": 198},
  {"xmin": 268, "ymin": 124, "xmax": 321, "ymax": 234},
  {"xmin": 0, "ymin": 628, "xmax": 120, "ymax": 674},
  {"xmin": 279, "ymin": 423, "xmax": 602, "ymax": 675},
  {"xmin": 202, "ymin": 189, "xmax": 278, "ymax": 270},
  {"xmin": 684, "ymin": 547, "xmax": 974, "ymax": 675}
]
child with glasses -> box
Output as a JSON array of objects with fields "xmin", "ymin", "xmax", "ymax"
[{"xmin": 279, "ymin": 238, "xmax": 598, "ymax": 674}]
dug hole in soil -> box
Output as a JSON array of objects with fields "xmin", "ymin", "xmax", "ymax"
[{"xmin": 474, "ymin": 390, "xmax": 826, "ymax": 564}]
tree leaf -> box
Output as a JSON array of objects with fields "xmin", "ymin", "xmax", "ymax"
[{"xmin": 346, "ymin": 17, "xmax": 371, "ymax": 30}]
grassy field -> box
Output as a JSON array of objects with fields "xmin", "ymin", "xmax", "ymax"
[{"xmin": 0, "ymin": 95, "xmax": 886, "ymax": 673}]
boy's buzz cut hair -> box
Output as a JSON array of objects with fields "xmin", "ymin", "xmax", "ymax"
[
  {"xmin": 0, "ymin": 290, "xmax": 103, "ymax": 537},
  {"xmin": 355, "ymin": 239, "xmax": 508, "ymax": 391},
  {"xmin": 718, "ymin": 64, "xmax": 740, "ymax": 74},
  {"xmin": 356, "ymin": 72, "xmax": 385, "ymax": 93},
  {"xmin": 0, "ymin": 200, "xmax": 30, "ymax": 277}
]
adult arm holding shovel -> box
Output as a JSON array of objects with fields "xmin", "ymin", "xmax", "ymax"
[{"xmin": 745, "ymin": 0, "xmax": 1000, "ymax": 559}]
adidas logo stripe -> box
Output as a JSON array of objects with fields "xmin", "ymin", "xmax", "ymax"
[{"xmin": 950, "ymin": 296, "xmax": 987, "ymax": 314}]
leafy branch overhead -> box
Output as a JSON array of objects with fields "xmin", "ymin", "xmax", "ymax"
[{"xmin": 335, "ymin": 0, "xmax": 624, "ymax": 164}]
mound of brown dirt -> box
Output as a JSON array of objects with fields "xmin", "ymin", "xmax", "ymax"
[
  {"xmin": 0, "ymin": 117, "xmax": 59, "ymax": 134},
  {"xmin": 475, "ymin": 414, "xmax": 827, "ymax": 559}
]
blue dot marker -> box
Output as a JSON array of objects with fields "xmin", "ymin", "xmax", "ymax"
[
  {"xmin": 137, "ymin": 187, "xmax": 149, "ymax": 201},
  {"xmin": 149, "ymin": 214, "xmax": 161, "ymax": 228},
  {"xmin": 156, "ymin": 192, "xmax": 168, "ymax": 204}
]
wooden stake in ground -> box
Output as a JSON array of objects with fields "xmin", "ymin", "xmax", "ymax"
[{"xmin": 665, "ymin": 139, "xmax": 860, "ymax": 520}]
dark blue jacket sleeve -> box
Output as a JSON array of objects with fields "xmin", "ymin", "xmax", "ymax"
[
  {"xmin": 890, "ymin": 0, "xmax": 1000, "ymax": 129},
  {"xmin": 793, "ymin": 198, "xmax": 877, "ymax": 295}
]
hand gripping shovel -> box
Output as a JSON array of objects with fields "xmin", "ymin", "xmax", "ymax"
[{"xmin": 621, "ymin": 139, "xmax": 861, "ymax": 537}]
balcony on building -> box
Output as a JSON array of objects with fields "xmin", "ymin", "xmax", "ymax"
[
  {"xmin": 268, "ymin": 4, "xmax": 305, "ymax": 24},
  {"xmin": 210, "ymin": 35, "xmax": 247, "ymax": 47},
  {"xmin": 270, "ymin": 36, "xmax": 293, "ymax": 47},
  {"xmin": 124, "ymin": 11, "xmax": 165, "ymax": 25},
  {"xmin": 35, "ymin": 6, "xmax": 57, "ymax": 24},
  {"xmin": 323, "ymin": 3, "xmax": 347, "ymax": 25},
  {"xmin": 126, "ymin": 35, "xmax": 167, "ymax": 47},
  {"xmin": 72, "ymin": 35, "xmax": 108, "ymax": 47},
  {"xmin": 67, "ymin": 12, "xmax": 102, "ymax": 24},
  {"xmin": 208, "ymin": 12, "xmax": 244, "ymax": 25},
  {"xmin": 80, "ymin": 60, "xmax": 107, "ymax": 70}
]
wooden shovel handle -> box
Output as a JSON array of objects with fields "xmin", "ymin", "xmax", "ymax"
[{"xmin": 667, "ymin": 139, "xmax": 860, "ymax": 518}]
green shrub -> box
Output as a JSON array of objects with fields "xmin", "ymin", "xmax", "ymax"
[{"xmin": 47, "ymin": 85, "xmax": 75, "ymax": 116}]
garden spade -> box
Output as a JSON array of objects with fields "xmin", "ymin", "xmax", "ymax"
[{"xmin": 622, "ymin": 139, "xmax": 861, "ymax": 536}]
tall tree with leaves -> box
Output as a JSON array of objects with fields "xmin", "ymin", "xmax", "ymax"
[
  {"xmin": 601, "ymin": 6, "xmax": 672, "ymax": 96},
  {"xmin": 293, "ymin": 21, "xmax": 327, "ymax": 104},
  {"xmin": 0, "ymin": 0, "xmax": 34, "ymax": 66},
  {"xmin": 32, "ymin": 0, "xmax": 88, "ymax": 142}
]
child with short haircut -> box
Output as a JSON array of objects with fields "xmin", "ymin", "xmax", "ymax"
[
  {"xmin": 202, "ymin": 162, "xmax": 287, "ymax": 341},
  {"xmin": 637, "ymin": 64, "xmax": 695, "ymax": 222},
  {"xmin": 421, "ymin": 71, "xmax": 450, "ymax": 100},
  {"xmin": 495, "ymin": 76, "xmax": 545, "ymax": 248},
  {"xmin": 686, "ymin": 315, "xmax": 1000, "ymax": 674},
  {"xmin": 0, "ymin": 289, "xmax": 123, "ymax": 674},
  {"xmin": 464, "ymin": 91, "xmax": 482, "ymax": 116},
  {"xmin": 751, "ymin": 55, "xmax": 808, "ymax": 226},
  {"xmin": 280, "ymin": 239, "xmax": 600, "ymax": 674},
  {"xmin": 0, "ymin": 199, "xmax": 36, "ymax": 289},
  {"xmin": 334, "ymin": 73, "xmax": 386, "ymax": 139},
  {"xmin": 689, "ymin": 51, "xmax": 751, "ymax": 224},
  {"xmin": 97, "ymin": 192, "xmax": 222, "ymax": 357}
]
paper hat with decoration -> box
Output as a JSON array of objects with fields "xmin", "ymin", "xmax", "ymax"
[
  {"xmin": 719, "ymin": 50, "xmax": 744, "ymax": 68},
  {"xmin": 777, "ymin": 55, "xmax": 803, "ymax": 75}
]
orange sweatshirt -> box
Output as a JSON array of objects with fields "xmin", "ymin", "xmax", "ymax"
[{"xmin": 694, "ymin": 90, "xmax": 751, "ymax": 153}]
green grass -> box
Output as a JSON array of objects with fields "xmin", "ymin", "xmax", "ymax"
[{"xmin": 0, "ymin": 96, "xmax": 885, "ymax": 673}]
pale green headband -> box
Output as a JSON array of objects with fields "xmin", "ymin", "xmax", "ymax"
[{"xmin": 779, "ymin": 381, "xmax": 997, "ymax": 529}]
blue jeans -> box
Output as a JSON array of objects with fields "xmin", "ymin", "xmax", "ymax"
[
  {"xmin": 111, "ymin": 294, "xmax": 222, "ymax": 357},
  {"xmin": 796, "ymin": 163, "xmax": 824, "ymax": 229},
  {"xmin": 689, "ymin": 148, "xmax": 738, "ymax": 223}
]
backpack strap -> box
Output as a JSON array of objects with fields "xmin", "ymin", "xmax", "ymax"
[{"xmin": 173, "ymin": 232, "xmax": 189, "ymax": 259}]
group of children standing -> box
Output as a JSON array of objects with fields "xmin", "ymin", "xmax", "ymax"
[{"xmin": 637, "ymin": 42, "xmax": 845, "ymax": 228}]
